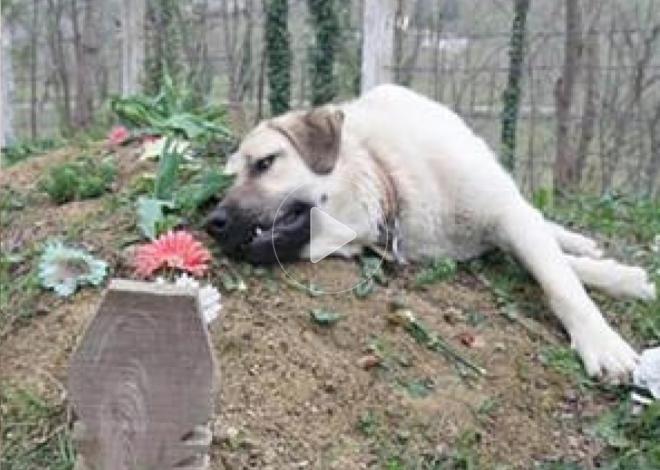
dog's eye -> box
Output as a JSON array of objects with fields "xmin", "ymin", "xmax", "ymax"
[{"xmin": 253, "ymin": 154, "xmax": 277, "ymax": 174}]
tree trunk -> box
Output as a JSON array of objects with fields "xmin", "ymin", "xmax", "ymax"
[
  {"xmin": 576, "ymin": 25, "xmax": 600, "ymax": 186},
  {"xmin": 264, "ymin": 0, "xmax": 292, "ymax": 116},
  {"xmin": 361, "ymin": 0, "xmax": 396, "ymax": 93},
  {"xmin": 29, "ymin": 0, "xmax": 39, "ymax": 139},
  {"xmin": 307, "ymin": 0, "xmax": 339, "ymax": 105},
  {"xmin": 177, "ymin": 0, "xmax": 212, "ymax": 105},
  {"xmin": 646, "ymin": 104, "xmax": 660, "ymax": 195},
  {"xmin": 256, "ymin": 41, "xmax": 267, "ymax": 123},
  {"xmin": 47, "ymin": 0, "xmax": 73, "ymax": 131},
  {"xmin": 144, "ymin": 0, "xmax": 181, "ymax": 94},
  {"xmin": 222, "ymin": 0, "xmax": 251, "ymax": 128},
  {"xmin": 554, "ymin": 0, "xmax": 582, "ymax": 189},
  {"xmin": 1, "ymin": 15, "xmax": 15, "ymax": 146},
  {"xmin": 121, "ymin": 0, "xmax": 146, "ymax": 96},
  {"xmin": 500, "ymin": 0, "xmax": 531, "ymax": 173},
  {"xmin": 237, "ymin": 6, "xmax": 255, "ymax": 103},
  {"xmin": 73, "ymin": 0, "xmax": 101, "ymax": 128}
]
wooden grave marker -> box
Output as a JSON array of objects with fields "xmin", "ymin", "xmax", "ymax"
[{"xmin": 68, "ymin": 279, "xmax": 218, "ymax": 470}]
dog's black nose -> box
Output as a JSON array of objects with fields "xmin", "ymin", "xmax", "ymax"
[{"xmin": 205, "ymin": 207, "xmax": 229, "ymax": 235}]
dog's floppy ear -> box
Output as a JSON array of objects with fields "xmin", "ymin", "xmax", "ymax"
[{"xmin": 284, "ymin": 107, "xmax": 344, "ymax": 174}]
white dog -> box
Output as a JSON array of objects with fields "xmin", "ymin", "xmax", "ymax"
[{"xmin": 207, "ymin": 85, "xmax": 656, "ymax": 380}]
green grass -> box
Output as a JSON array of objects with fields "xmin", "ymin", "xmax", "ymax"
[
  {"xmin": 0, "ymin": 385, "xmax": 75, "ymax": 470},
  {"xmin": 541, "ymin": 192, "xmax": 660, "ymax": 344},
  {"xmin": 542, "ymin": 193, "xmax": 660, "ymax": 243},
  {"xmin": 357, "ymin": 411, "xmax": 485, "ymax": 470},
  {"xmin": 540, "ymin": 346, "xmax": 594, "ymax": 388},
  {"xmin": 537, "ymin": 192, "xmax": 660, "ymax": 469},
  {"xmin": 1, "ymin": 138, "xmax": 64, "ymax": 167},
  {"xmin": 0, "ymin": 248, "xmax": 42, "ymax": 338},
  {"xmin": 39, "ymin": 155, "xmax": 116, "ymax": 204},
  {"xmin": 1, "ymin": 185, "xmax": 27, "ymax": 229},
  {"xmin": 591, "ymin": 400, "xmax": 660, "ymax": 470},
  {"xmin": 414, "ymin": 257, "xmax": 459, "ymax": 287}
]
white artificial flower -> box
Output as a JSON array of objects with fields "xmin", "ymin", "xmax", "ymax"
[
  {"xmin": 156, "ymin": 274, "xmax": 221, "ymax": 325},
  {"xmin": 38, "ymin": 242, "xmax": 107, "ymax": 297},
  {"xmin": 140, "ymin": 137, "xmax": 193, "ymax": 161},
  {"xmin": 633, "ymin": 347, "xmax": 660, "ymax": 401},
  {"xmin": 198, "ymin": 284, "xmax": 222, "ymax": 324}
]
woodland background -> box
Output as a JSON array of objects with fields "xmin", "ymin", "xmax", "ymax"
[{"xmin": 2, "ymin": 0, "xmax": 660, "ymax": 196}]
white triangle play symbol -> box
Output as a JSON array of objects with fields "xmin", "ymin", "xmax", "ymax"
[{"xmin": 309, "ymin": 207, "xmax": 357, "ymax": 263}]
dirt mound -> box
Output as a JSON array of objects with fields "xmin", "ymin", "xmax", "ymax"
[{"xmin": 1, "ymin": 146, "xmax": 647, "ymax": 469}]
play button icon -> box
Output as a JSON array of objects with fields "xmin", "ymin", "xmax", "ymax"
[
  {"xmin": 309, "ymin": 207, "xmax": 357, "ymax": 263},
  {"xmin": 272, "ymin": 176, "xmax": 388, "ymax": 294}
]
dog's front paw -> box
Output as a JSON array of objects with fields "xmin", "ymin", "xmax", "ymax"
[{"xmin": 571, "ymin": 323, "xmax": 639, "ymax": 382}]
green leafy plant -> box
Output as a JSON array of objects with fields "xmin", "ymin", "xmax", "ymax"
[
  {"xmin": 591, "ymin": 400, "xmax": 660, "ymax": 469},
  {"xmin": 136, "ymin": 198, "xmax": 176, "ymax": 240},
  {"xmin": 40, "ymin": 156, "xmax": 116, "ymax": 204},
  {"xmin": 110, "ymin": 74, "xmax": 233, "ymax": 147},
  {"xmin": 354, "ymin": 256, "xmax": 388, "ymax": 298},
  {"xmin": 414, "ymin": 257, "xmax": 458, "ymax": 287},
  {"xmin": 309, "ymin": 308, "xmax": 343, "ymax": 326},
  {"xmin": 136, "ymin": 139, "xmax": 233, "ymax": 239}
]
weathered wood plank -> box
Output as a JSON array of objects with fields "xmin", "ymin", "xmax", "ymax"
[{"xmin": 68, "ymin": 279, "xmax": 217, "ymax": 470}]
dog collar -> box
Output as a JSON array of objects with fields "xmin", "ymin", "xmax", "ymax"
[{"xmin": 369, "ymin": 148, "xmax": 407, "ymax": 264}]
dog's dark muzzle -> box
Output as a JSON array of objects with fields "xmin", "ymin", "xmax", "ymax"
[{"xmin": 205, "ymin": 200, "xmax": 313, "ymax": 263}]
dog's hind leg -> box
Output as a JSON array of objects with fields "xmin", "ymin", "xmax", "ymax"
[
  {"xmin": 494, "ymin": 203, "xmax": 638, "ymax": 380},
  {"xmin": 565, "ymin": 255, "xmax": 656, "ymax": 301},
  {"xmin": 547, "ymin": 222, "xmax": 655, "ymax": 299},
  {"xmin": 547, "ymin": 221, "xmax": 603, "ymax": 258}
]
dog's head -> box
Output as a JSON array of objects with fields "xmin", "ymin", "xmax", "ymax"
[{"xmin": 206, "ymin": 106, "xmax": 344, "ymax": 263}]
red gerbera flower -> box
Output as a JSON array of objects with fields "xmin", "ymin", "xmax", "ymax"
[
  {"xmin": 108, "ymin": 126, "xmax": 130, "ymax": 146},
  {"xmin": 133, "ymin": 231, "xmax": 212, "ymax": 278}
]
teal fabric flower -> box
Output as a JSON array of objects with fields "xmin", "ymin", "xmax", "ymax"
[{"xmin": 38, "ymin": 242, "xmax": 108, "ymax": 296}]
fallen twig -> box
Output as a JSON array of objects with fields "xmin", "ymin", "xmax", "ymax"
[{"xmin": 387, "ymin": 308, "xmax": 487, "ymax": 377}]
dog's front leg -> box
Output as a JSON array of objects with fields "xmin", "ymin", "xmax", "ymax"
[{"xmin": 494, "ymin": 203, "xmax": 638, "ymax": 381}]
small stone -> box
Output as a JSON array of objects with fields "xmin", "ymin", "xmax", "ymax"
[
  {"xmin": 443, "ymin": 306, "xmax": 462, "ymax": 324},
  {"xmin": 357, "ymin": 354, "xmax": 381, "ymax": 370},
  {"xmin": 387, "ymin": 294, "xmax": 407, "ymax": 311},
  {"xmin": 323, "ymin": 380, "xmax": 336, "ymax": 393}
]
